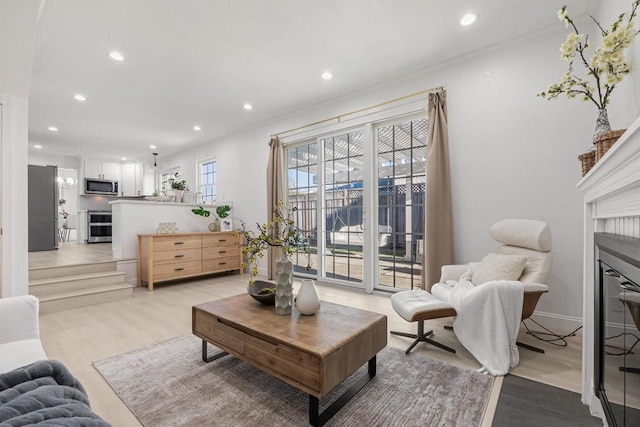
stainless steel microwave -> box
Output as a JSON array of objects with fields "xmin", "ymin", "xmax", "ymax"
[{"xmin": 84, "ymin": 178, "xmax": 119, "ymax": 195}]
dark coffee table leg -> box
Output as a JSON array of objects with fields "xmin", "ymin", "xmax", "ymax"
[
  {"xmin": 201, "ymin": 339, "xmax": 228, "ymax": 363},
  {"xmin": 308, "ymin": 356, "xmax": 376, "ymax": 427}
]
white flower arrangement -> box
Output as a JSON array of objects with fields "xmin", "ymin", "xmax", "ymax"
[{"xmin": 539, "ymin": 1, "xmax": 640, "ymax": 109}]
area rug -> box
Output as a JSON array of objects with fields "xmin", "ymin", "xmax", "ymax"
[{"xmin": 93, "ymin": 335, "xmax": 494, "ymax": 426}]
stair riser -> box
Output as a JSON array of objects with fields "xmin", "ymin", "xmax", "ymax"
[
  {"xmin": 29, "ymin": 262, "xmax": 117, "ymax": 280},
  {"xmin": 30, "ymin": 274, "xmax": 126, "ymax": 298},
  {"xmin": 39, "ymin": 288, "xmax": 134, "ymax": 314}
]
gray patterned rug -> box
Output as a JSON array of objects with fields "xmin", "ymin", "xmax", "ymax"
[{"xmin": 93, "ymin": 335, "xmax": 494, "ymax": 427}]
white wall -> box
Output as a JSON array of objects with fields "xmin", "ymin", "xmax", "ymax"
[
  {"xmin": 1, "ymin": 96, "xmax": 30, "ymax": 297},
  {"xmin": 161, "ymin": 24, "xmax": 634, "ymax": 329},
  {"xmin": 0, "ymin": 0, "xmax": 42, "ymax": 297}
]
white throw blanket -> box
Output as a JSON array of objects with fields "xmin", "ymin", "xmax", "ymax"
[{"xmin": 447, "ymin": 278, "xmax": 524, "ymax": 376}]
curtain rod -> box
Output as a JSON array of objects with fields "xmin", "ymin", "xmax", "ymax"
[{"xmin": 271, "ymin": 84, "xmax": 444, "ymax": 137}]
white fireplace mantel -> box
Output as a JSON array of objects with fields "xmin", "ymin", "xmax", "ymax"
[{"xmin": 577, "ymin": 115, "xmax": 640, "ymax": 420}]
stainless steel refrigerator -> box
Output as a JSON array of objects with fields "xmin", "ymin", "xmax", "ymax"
[{"xmin": 28, "ymin": 164, "xmax": 59, "ymax": 251}]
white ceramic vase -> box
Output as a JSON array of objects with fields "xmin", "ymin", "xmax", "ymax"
[
  {"xmin": 274, "ymin": 252, "xmax": 293, "ymax": 315},
  {"xmin": 295, "ymin": 279, "xmax": 320, "ymax": 315}
]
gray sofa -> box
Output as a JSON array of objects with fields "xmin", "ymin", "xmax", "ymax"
[{"xmin": 0, "ymin": 296, "xmax": 109, "ymax": 426}]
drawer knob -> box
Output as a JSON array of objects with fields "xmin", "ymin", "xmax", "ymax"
[
  {"xmin": 219, "ymin": 262, "xmax": 227, "ymax": 265},
  {"xmin": 219, "ymin": 250, "xmax": 227, "ymax": 254},
  {"xmin": 219, "ymin": 239, "xmax": 227, "ymax": 242},
  {"xmin": 174, "ymin": 242, "xmax": 184, "ymax": 245},
  {"xmin": 175, "ymin": 254, "xmax": 184, "ymax": 258},
  {"xmin": 175, "ymin": 267, "xmax": 184, "ymax": 271}
]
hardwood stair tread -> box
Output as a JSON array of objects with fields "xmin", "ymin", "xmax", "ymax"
[
  {"xmin": 36, "ymin": 283, "xmax": 134, "ymax": 302},
  {"xmin": 29, "ymin": 271, "xmax": 126, "ymax": 287},
  {"xmin": 29, "ymin": 260, "xmax": 118, "ymax": 272}
]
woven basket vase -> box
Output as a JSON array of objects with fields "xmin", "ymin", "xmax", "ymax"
[{"xmin": 594, "ymin": 129, "xmax": 626, "ymax": 161}]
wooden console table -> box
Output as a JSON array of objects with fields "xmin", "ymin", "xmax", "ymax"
[
  {"xmin": 137, "ymin": 232, "xmax": 241, "ymax": 290},
  {"xmin": 192, "ymin": 294, "xmax": 387, "ymax": 426}
]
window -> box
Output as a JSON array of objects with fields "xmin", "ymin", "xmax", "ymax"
[
  {"xmin": 198, "ymin": 159, "xmax": 217, "ymax": 204},
  {"xmin": 161, "ymin": 168, "xmax": 179, "ymax": 192}
]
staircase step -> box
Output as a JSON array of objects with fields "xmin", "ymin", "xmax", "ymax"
[
  {"xmin": 38, "ymin": 283, "xmax": 134, "ymax": 314},
  {"xmin": 29, "ymin": 271, "xmax": 127, "ymax": 298},
  {"xmin": 29, "ymin": 261, "xmax": 117, "ymax": 280}
]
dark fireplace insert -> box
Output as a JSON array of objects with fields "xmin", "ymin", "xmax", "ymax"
[{"xmin": 595, "ymin": 232, "xmax": 640, "ymax": 427}]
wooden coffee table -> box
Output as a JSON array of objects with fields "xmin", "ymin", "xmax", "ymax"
[{"xmin": 192, "ymin": 294, "xmax": 387, "ymax": 426}]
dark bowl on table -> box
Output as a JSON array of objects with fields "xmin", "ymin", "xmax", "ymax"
[{"xmin": 248, "ymin": 280, "xmax": 276, "ymax": 305}]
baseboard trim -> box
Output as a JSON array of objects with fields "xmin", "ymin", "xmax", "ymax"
[{"xmin": 528, "ymin": 311, "xmax": 584, "ymax": 335}]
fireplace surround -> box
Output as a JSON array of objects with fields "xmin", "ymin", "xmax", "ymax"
[{"xmin": 578, "ymin": 114, "xmax": 640, "ymax": 426}]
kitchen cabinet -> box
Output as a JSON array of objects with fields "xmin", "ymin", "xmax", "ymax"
[
  {"xmin": 137, "ymin": 232, "xmax": 242, "ymax": 290},
  {"xmin": 121, "ymin": 162, "xmax": 144, "ymax": 196},
  {"xmin": 84, "ymin": 159, "xmax": 121, "ymax": 181}
]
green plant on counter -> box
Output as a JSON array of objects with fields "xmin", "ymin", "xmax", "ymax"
[
  {"xmin": 216, "ymin": 205, "xmax": 231, "ymax": 218},
  {"xmin": 191, "ymin": 206, "xmax": 211, "ymax": 217},
  {"xmin": 168, "ymin": 172, "xmax": 188, "ymax": 191}
]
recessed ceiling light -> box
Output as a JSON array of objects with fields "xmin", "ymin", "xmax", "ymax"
[
  {"xmin": 121, "ymin": 157, "xmax": 127, "ymax": 161},
  {"xmin": 109, "ymin": 51, "xmax": 125, "ymax": 61},
  {"xmin": 48, "ymin": 126, "xmax": 59, "ymax": 132},
  {"xmin": 149, "ymin": 145, "xmax": 157, "ymax": 149},
  {"xmin": 243, "ymin": 103, "xmax": 253, "ymax": 110},
  {"xmin": 321, "ymin": 71, "xmax": 333, "ymax": 80},
  {"xmin": 34, "ymin": 144, "xmax": 42, "ymax": 149},
  {"xmin": 193, "ymin": 125, "xmax": 202, "ymax": 131},
  {"xmin": 73, "ymin": 93, "xmax": 87, "ymax": 102},
  {"xmin": 459, "ymin": 13, "xmax": 477, "ymax": 26}
]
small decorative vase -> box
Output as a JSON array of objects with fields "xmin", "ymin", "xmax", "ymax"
[
  {"xmin": 208, "ymin": 220, "xmax": 220, "ymax": 232},
  {"xmin": 182, "ymin": 190, "xmax": 193, "ymax": 204},
  {"xmin": 274, "ymin": 251, "xmax": 293, "ymax": 315},
  {"xmin": 295, "ymin": 279, "xmax": 320, "ymax": 315},
  {"xmin": 173, "ymin": 190, "xmax": 184, "ymax": 203},
  {"xmin": 593, "ymin": 108, "xmax": 612, "ymax": 141}
]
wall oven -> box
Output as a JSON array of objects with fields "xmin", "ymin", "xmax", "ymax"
[{"xmin": 87, "ymin": 210, "xmax": 112, "ymax": 243}]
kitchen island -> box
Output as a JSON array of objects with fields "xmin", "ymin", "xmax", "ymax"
[{"xmin": 109, "ymin": 200, "xmax": 233, "ymax": 259}]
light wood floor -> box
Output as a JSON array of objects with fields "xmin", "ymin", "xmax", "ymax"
[
  {"xmin": 37, "ymin": 272, "xmax": 585, "ymax": 427},
  {"xmin": 30, "ymin": 243, "xmax": 587, "ymax": 424},
  {"xmin": 29, "ymin": 242, "xmax": 115, "ymax": 268}
]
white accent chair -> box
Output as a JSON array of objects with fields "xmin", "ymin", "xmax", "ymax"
[
  {"xmin": 0, "ymin": 295, "xmax": 48, "ymax": 373},
  {"xmin": 391, "ymin": 219, "xmax": 552, "ymax": 354}
]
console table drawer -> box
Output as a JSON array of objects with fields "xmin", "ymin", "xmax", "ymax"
[
  {"xmin": 202, "ymin": 233, "xmax": 240, "ymax": 248},
  {"xmin": 153, "ymin": 260, "xmax": 201, "ymax": 281},
  {"xmin": 153, "ymin": 248, "xmax": 202, "ymax": 265},
  {"xmin": 153, "ymin": 235, "xmax": 201, "ymax": 252},
  {"xmin": 202, "ymin": 246, "xmax": 238, "ymax": 260},
  {"xmin": 244, "ymin": 335, "xmax": 320, "ymax": 391},
  {"xmin": 202, "ymin": 256, "xmax": 241, "ymax": 272},
  {"xmin": 194, "ymin": 311, "xmax": 245, "ymax": 354}
]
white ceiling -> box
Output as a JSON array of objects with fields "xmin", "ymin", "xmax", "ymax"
[{"xmin": 28, "ymin": 0, "xmax": 598, "ymax": 161}]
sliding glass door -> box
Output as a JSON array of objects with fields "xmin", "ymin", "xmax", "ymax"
[
  {"xmin": 322, "ymin": 130, "xmax": 365, "ymax": 284},
  {"xmin": 286, "ymin": 113, "xmax": 426, "ymax": 291},
  {"xmin": 375, "ymin": 117, "xmax": 427, "ymax": 290}
]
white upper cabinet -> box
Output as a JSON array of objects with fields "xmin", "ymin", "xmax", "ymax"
[
  {"xmin": 83, "ymin": 159, "xmax": 121, "ymax": 182},
  {"xmin": 121, "ymin": 162, "xmax": 144, "ymax": 196}
]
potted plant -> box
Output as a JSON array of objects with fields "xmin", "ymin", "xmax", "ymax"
[
  {"xmin": 167, "ymin": 172, "xmax": 188, "ymax": 202},
  {"xmin": 539, "ymin": 1, "xmax": 639, "ymax": 132},
  {"xmin": 237, "ymin": 201, "xmax": 312, "ymax": 315},
  {"xmin": 216, "ymin": 205, "xmax": 232, "ymax": 231},
  {"xmin": 58, "ymin": 199, "xmax": 69, "ymax": 227}
]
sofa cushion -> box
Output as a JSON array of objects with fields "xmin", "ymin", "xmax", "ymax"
[
  {"xmin": 471, "ymin": 253, "xmax": 527, "ymax": 285},
  {"xmin": 0, "ymin": 339, "xmax": 48, "ymax": 374}
]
